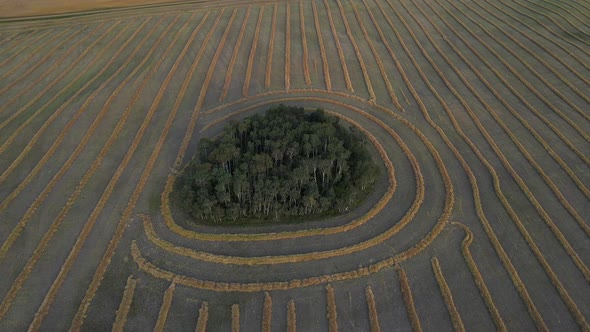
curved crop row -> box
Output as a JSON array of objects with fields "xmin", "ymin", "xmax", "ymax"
[
  {"xmin": 396, "ymin": 266, "xmax": 422, "ymax": 332},
  {"xmin": 452, "ymin": 223, "xmax": 507, "ymax": 332},
  {"xmin": 311, "ymin": 0, "xmax": 331, "ymax": 91},
  {"xmin": 112, "ymin": 275, "xmax": 138, "ymax": 332},
  {"xmin": 448, "ymin": 0, "xmax": 590, "ymax": 130},
  {"xmin": 422, "ymin": 0, "xmax": 590, "ymax": 232},
  {"xmin": 0, "ymin": 17, "xmax": 158, "ymax": 183},
  {"xmin": 473, "ymin": 0, "xmax": 590, "ymax": 92},
  {"xmin": 287, "ymin": 300, "xmax": 296, "ymax": 332},
  {"xmin": 431, "ymin": 257, "xmax": 466, "ymax": 332},
  {"xmin": 0, "ymin": 16, "xmax": 163, "ymax": 322},
  {"xmin": 323, "ymin": 0, "xmax": 353, "ymax": 92},
  {"xmin": 219, "ymin": 6, "xmax": 251, "ymax": 102},
  {"xmin": 0, "ymin": 30, "xmax": 45, "ymax": 59},
  {"xmin": 262, "ymin": 292, "xmax": 272, "ymax": 332},
  {"xmin": 25, "ymin": 14, "xmax": 192, "ymax": 332},
  {"xmin": 154, "ymin": 282, "xmax": 176, "ymax": 332},
  {"xmin": 491, "ymin": 0, "xmax": 590, "ymax": 61},
  {"xmin": 403, "ymin": 1, "xmax": 590, "ymax": 327},
  {"xmin": 380, "ymin": 0, "xmax": 548, "ymax": 328},
  {"xmin": 414, "ymin": 0, "xmax": 590, "ymax": 275},
  {"xmin": 195, "ymin": 302, "xmax": 209, "ymax": 332},
  {"xmin": 299, "ymin": 1, "xmax": 311, "ymax": 86},
  {"xmin": 243, "ymin": 6, "xmax": 264, "ymax": 97},
  {"xmin": 350, "ymin": 2, "xmax": 400, "ymax": 109},
  {"xmin": 518, "ymin": 0, "xmax": 590, "ymax": 45},
  {"xmin": 0, "ymin": 20, "xmax": 131, "ymax": 214},
  {"xmin": 161, "ymin": 96, "xmax": 401, "ymax": 242},
  {"xmin": 335, "ymin": 0, "xmax": 375, "ymax": 102},
  {"xmin": 68, "ymin": 10, "xmax": 228, "ymax": 331},
  {"xmin": 0, "ymin": 17, "xmax": 156, "ymax": 261},
  {"xmin": 326, "ymin": 284, "xmax": 338, "ymax": 332},
  {"xmin": 0, "ymin": 22, "xmax": 107, "ymax": 119},
  {"xmin": 264, "ymin": 4, "xmax": 277, "ymax": 89},
  {"xmin": 483, "ymin": 0, "xmax": 590, "ymax": 77},
  {"xmin": 365, "ymin": 286, "xmax": 381, "ymax": 332}
]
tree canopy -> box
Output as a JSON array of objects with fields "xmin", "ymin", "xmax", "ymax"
[{"xmin": 172, "ymin": 105, "xmax": 379, "ymax": 225}]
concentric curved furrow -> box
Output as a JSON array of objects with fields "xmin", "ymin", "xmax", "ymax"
[{"xmin": 0, "ymin": 0, "xmax": 589, "ymax": 330}]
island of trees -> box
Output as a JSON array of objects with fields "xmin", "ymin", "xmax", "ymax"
[{"xmin": 172, "ymin": 105, "xmax": 379, "ymax": 225}]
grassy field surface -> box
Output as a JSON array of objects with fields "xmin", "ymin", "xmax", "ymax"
[{"xmin": 0, "ymin": 0, "xmax": 589, "ymax": 330}]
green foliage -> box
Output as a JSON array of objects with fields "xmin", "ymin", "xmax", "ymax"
[{"xmin": 172, "ymin": 105, "xmax": 379, "ymax": 225}]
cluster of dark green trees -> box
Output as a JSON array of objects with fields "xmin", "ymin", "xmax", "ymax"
[{"xmin": 172, "ymin": 105, "xmax": 379, "ymax": 224}]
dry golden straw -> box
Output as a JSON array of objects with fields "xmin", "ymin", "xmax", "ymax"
[
  {"xmin": 262, "ymin": 292, "xmax": 272, "ymax": 332},
  {"xmin": 326, "ymin": 285, "xmax": 338, "ymax": 332},
  {"xmin": 431, "ymin": 257, "xmax": 465, "ymax": 332},
  {"xmin": 365, "ymin": 286, "xmax": 381, "ymax": 332},
  {"xmin": 195, "ymin": 302, "xmax": 209, "ymax": 332},
  {"xmin": 112, "ymin": 276, "xmax": 138, "ymax": 332},
  {"xmin": 287, "ymin": 300, "xmax": 296, "ymax": 332},
  {"xmin": 154, "ymin": 282, "xmax": 176, "ymax": 332}
]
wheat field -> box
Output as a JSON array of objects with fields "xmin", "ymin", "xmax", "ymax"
[{"xmin": 0, "ymin": 0, "xmax": 589, "ymax": 330}]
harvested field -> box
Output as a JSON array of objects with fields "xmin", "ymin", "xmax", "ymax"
[{"xmin": 0, "ymin": 0, "xmax": 589, "ymax": 330}]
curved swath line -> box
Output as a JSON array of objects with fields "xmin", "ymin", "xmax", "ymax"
[
  {"xmin": 232, "ymin": 303, "xmax": 240, "ymax": 332},
  {"xmin": 396, "ymin": 266, "xmax": 423, "ymax": 332},
  {"xmin": 0, "ymin": 29, "xmax": 53, "ymax": 67},
  {"xmin": 431, "ymin": 257, "xmax": 466, "ymax": 332},
  {"xmin": 335, "ymin": 0, "xmax": 375, "ymax": 102},
  {"xmin": 0, "ymin": 28, "xmax": 73, "ymax": 83},
  {"xmin": 0, "ymin": 22, "xmax": 108, "ymax": 130},
  {"xmin": 0, "ymin": 22, "xmax": 135, "ymax": 250},
  {"xmin": 378, "ymin": 0, "xmax": 548, "ymax": 329},
  {"xmin": 519, "ymin": 0, "xmax": 590, "ymax": 44},
  {"xmin": 350, "ymin": 1, "xmax": 401, "ymax": 110},
  {"xmin": 311, "ymin": 0, "xmax": 331, "ymax": 91},
  {"xmin": 323, "ymin": 0, "xmax": 353, "ymax": 92},
  {"xmin": 405, "ymin": 0, "xmax": 590, "ymax": 295},
  {"xmin": 0, "ymin": 26, "xmax": 92, "ymax": 97},
  {"xmin": 299, "ymin": 1, "xmax": 311, "ymax": 86},
  {"xmin": 111, "ymin": 275, "xmax": 137, "ymax": 332},
  {"xmin": 26, "ymin": 12, "xmax": 205, "ymax": 331},
  {"xmin": 430, "ymin": 0, "xmax": 590, "ymax": 228},
  {"xmin": 449, "ymin": 0, "xmax": 590, "ymax": 126},
  {"xmin": 437, "ymin": 0, "xmax": 590, "ymax": 168},
  {"xmin": 472, "ymin": 3, "xmax": 590, "ymax": 102},
  {"xmin": 483, "ymin": 0, "xmax": 590, "ymax": 77},
  {"xmin": 417, "ymin": 2, "xmax": 588, "ymax": 328},
  {"xmin": 538, "ymin": 0, "xmax": 590, "ymax": 24},
  {"xmin": 0, "ymin": 15, "xmax": 173, "ymax": 323},
  {"xmin": 219, "ymin": 6, "xmax": 251, "ymax": 102},
  {"xmin": 496, "ymin": 0, "xmax": 590, "ymax": 58},
  {"xmin": 264, "ymin": 4, "xmax": 277, "ymax": 89},
  {"xmin": 242, "ymin": 6, "xmax": 264, "ymax": 97},
  {"xmin": 285, "ymin": 2, "xmax": 291, "ymax": 90},
  {"xmin": 162, "ymin": 97, "xmax": 402, "ymax": 241},
  {"xmin": 67, "ymin": 11, "xmax": 225, "ymax": 331},
  {"xmin": 452, "ymin": 223, "xmax": 507, "ymax": 332},
  {"xmin": 149, "ymin": 96, "xmax": 450, "ymax": 263},
  {"xmin": 420, "ymin": 0, "xmax": 590, "ymax": 231}
]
